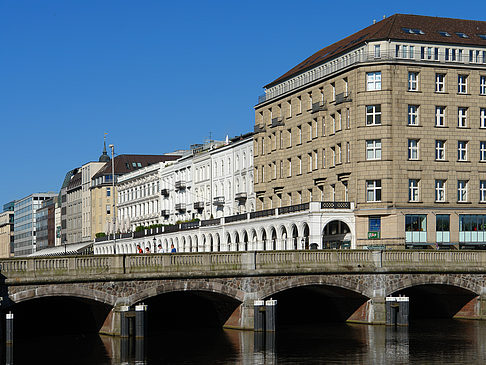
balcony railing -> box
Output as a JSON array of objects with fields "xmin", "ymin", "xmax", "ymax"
[
  {"xmin": 161, "ymin": 209, "xmax": 170, "ymax": 216},
  {"xmin": 278, "ymin": 203, "xmax": 309, "ymax": 215},
  {"xmin": 175, "ymin": 203, "xmax": 186, "ymax": 211},
  {"xmin": 175, "ymin": 180, "xmax": 186, "ymax": 190},
  {"xmin": 213, "ymin": 196, "xmax": 225, "ymax": 206},
  {"xmin": 271, "ymin": 117, "xmax": 284, "ymax": 128},
  {"xmin": 200, "ymin": 218, "xmax": 221, "ymax": 227},
  {"xmin": 235, "ymin": 192, "xmax": 247, "ymax": 201},
  {"xmin": 225, "ymin": 213, "xmax": 248, "ymax": 223},
  {"xmin": 335, "ymin": 92, "xmax": 352, "ymax": 105},
  {"xmin": 194, "ymin": 201, "xmax": 204, "ymax": 210},
  {"xmin": 254, "ymin": 124, "xmax": 265, "ymax": 133},
  {"xmin": 250, "ymin": 208, "xmax": 275, "ymax": 219},
  {"xmin": 160, "ymin": 188, "xmax": 169, "ymax": 197},
  {"xmin": 321, "ymin": 201, "xmax": 351, "ymax": 209},
  {"xmin": 311, "ymin": 102, "xmax": 327, "ymax": 113}
]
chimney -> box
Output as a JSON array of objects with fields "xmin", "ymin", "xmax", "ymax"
[
  {"xmin": 383, "ymin": 15, "xmax": 386, "ymax": 19},
  {"xmin": 373, "ymin": 19, "xmax": 376, "ymax": 24}
]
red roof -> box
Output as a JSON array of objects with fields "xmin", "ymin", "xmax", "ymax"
[{"xmin": 266, "ymin": 14, "xmax": 486, "ymax": 88}]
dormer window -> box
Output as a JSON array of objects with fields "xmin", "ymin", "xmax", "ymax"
[
  {"xmin": 439, "ymin": 31, "xmax": 451, "ymax": 37},
  {"xmin": 455, "ymin": 32, "xmax": 468, "ymax": 38},
  {"xmin": 478, "ymin": 34, "xmax": 486, "ymax": 40},
  {"xmin": 402, "ymin": 28, "xmax": 424, "ymax": 35}
]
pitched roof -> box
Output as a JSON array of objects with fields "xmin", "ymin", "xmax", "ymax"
[
  {"xmin": 92, "ymin": 154, "xmax": 180, "ymax": 180},
  {"xmin": 266, "ymin": 14, "xmax": 486, "ymax": 88}
]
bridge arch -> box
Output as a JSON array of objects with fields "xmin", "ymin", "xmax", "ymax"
[{"xmin": 128, "ymin": 279, "xmax": 245, "ymax": 305}]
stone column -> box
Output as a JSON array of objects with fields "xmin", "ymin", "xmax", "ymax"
[
  {"xmin": 99, "ymin": 303, "xmax": 130, "ymax": 336},
  {"xmin": 223, "ymin": 294, "xmax": 258, "ymax": 330}
]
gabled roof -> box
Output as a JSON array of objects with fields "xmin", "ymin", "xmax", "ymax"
[
  {"xmin": 266, "ymin": 14, "xmax": 486, "ymax": 88},
  {"xmin": 92, "ymin": 154, "xmax": 181, "ymax": 180}
]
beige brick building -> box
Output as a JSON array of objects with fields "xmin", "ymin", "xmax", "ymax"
[{"xmin": 254, "ymin": 14, "xmax": 486, "ymax": 249}]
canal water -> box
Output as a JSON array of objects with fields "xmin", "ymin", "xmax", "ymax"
[{"xmin": 4, "ymin": 319, "xmax": 486, "ymax": 364}]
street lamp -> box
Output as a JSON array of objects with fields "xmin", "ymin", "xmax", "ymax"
[
  {"xmin": 153, "ymin": 236, "xmax": 157, "ymax": 254},
  {"xmin": 109, "ymin": 144, "xmax": 116, "ymax": 255}
]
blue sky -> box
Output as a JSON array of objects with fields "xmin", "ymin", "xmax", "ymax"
[{"xmin": 1, "ymin": 0, "xmax": 485, "ymax": 205}]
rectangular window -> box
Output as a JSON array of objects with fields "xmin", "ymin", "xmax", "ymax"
[
  {"xmin": 331, "ymin": 83, "xmax": 336, "ymax": 101},
  {"xmin": 458, "ymin": 107, "xmax": 468, "ymax": 127},
  {"xmin": 435, "ymin": 106, "xmax": 445, "ymax": 127},
  {"xmin": 435, "ymin": 180, "xmax": 446, "ymax": 202},
  {"xmin": 337, "ymin": 110, "xmax": 342, "ymax": 131},
  {"xmin": 480, "ymin": 181, "xmax": 486, "ymax": 202},
  {"xmin": 287, "ymin": 129, "xmax": 292, "ymax": 147},
  {"xmin": 408, "ymin": 72, "xmax": 418, "ymax": 91},
  {"xmin": 458, "ymin": 74, "xmax": 468, "ymax": 94},
  {"xmin": 481, "ymin": 142, "xmax": 486, "ymax": 161},
  {"xmin": 287, "ymin": 100, "xmax": 292, "ymax": 118},
  {"xmin": 408, "ymin": 105, "xmax": 419, "ymax": 125},
  {"xmin": 107, "ymin": 188, "xmax": 111, "ymax": 197},
  {"xmin": 366, "ymin": 139, "xmax": 382, "ymax": 160},
  {"xmin": 106, "ymin": 205, "xmax": 111, "ymax": 215},
  {"xmin": 322, "ymin": 117, "xmax": 326, "ymax": 136},
  {"xmin": 308, "ymin": 122, "xmax": 312, "ymax": 141},
  {"xmin": 298, "ymin": 96, "xmax": 302, "ymax": 114},
  {"xmin": 374, "ymin": 45, "xmax": 381, "ymax": 58},
  {"xmin": 458, "ymin": 180, "xmax": 468, "ymax": 202},
  {"xmin": 308, "ymin": 153, "xmax": 312, "ymax": 172},
  {"xmin": 436, "ymin": 73, "xmax": 445, "ymax": 92},
  {"xmin": 368, "ymin": 216, "xmax": 381, "ymax": 233},
  {"xmin": 436, "ymin": 214, "xmax": 450, "ymax": 243},
  {"xmin": 331, "ymin": 147, "xmax": 336, "ymax": 167},
  {"xmin": 481, "ymin": 108, "xmax": 486, "ymax": 128},
  {"xmin": 346, "ymin": 142, "xmax": 350, "ymax": 163},
  {"xmin": 288, "ymin": 158, "xmax": 292, "ymax": 177},
  {"xmin": 337, "ymin": 143, "xmax": 342, "ymax": 164},
  {"xmin": 402, "ymin": 45, "xmax": 408, "ymax": 59},
  {"xmin": 346, "ymin": 108, "xmax": 350, "ymax": 129},
  {"xmin": 366, "ymin": 105, "xmax": 381, "ymax": 125},
  {"xmin": 458, "ymin": 141, "xmax": 468, "ymax": 161},
  {"xmin": 313, "ymin": 150, "xmax": 318, "ymax": 170},
  {"xmin": 298, "ymin": 156, "xmax": 302, "ymax": 175},
  {"xmin": 298, "ymin": 125, "xmax": 302, "ymax": 144},
  {"xmin": 280, "ymin": 160, "xmax": 283, "ymax": 178},
  {"xmin": 408, "ymin": 139, "xmax": 419, "ymax": 160},
  {"xmin": 322, "ymin": 149, "xmax": 326, "ymax": 168},
  {"xmin": 366, "ymin": 72, "xmax": 381, "ymax": 91},
  {"xmin": 481, "ymin": 76, "xmax": 486, "ymax": 95},
  {"xmin": 405, "ymin": 214, "xmax": 427, "ymax": 243},
  {"xmin": 366, "ymin": 180, "xmax": 382, "ymax": 202},
  {"xmin": 409, "ymin": 179, "xmax": 420, "ymax": 202},
  {"xmin": 435, "ymin": 140, "xmax": 445, "ymax": 161}
]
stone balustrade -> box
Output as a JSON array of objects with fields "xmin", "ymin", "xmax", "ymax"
[{"xmin": 1, "ymin": 250, "xmax": 486, "ymax": 285}]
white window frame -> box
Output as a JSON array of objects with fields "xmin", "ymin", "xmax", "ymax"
[
  {"xmin": 409, "ymin": 179, "xmax": 420, "ymax": 202},
  {"xmin": 480, "ymin": 180, "xmax": 486, "ymax": 202},
  {"xmin": 366, "ymin": 180, "xmax": 382, "ymax": 202},
  {"xmin": 435, "ymin": 140, "xmax": 445, "ymax": 161},
  {"xmin": 374, "ymin": 45, "xmax": 381, "ymax": 58},
  {"xmin": 366, "ymin": 105, "xmax": 381, "ymax": 125},
  {"xmin": 458, "ymin": 107, "xmax": 468, "ymax": 128},
  {"xmin": 366, "ymin": 72, "xmax": 382, "ymax": 91},
  {"xmin": 408, "ymin": 105, "xmax": 419, "ymax": 126},
  {"xmin": 481, "ymin": 108, "xmax": 486, "ymax": 129},
  {"xmin": 458, "ymin": 180, "xmax": 468, "ymax": 202},
  {"xmin": 458, "ymin": 141, "xmax": 468, "ymax": 161},
  {"xmin": 435, "ymin": 180, "xmax": 446, "ymax": 202},
  {"xmin": 297, "ymin": 156, "xmax": 302, "ymax": 175},
  {"xmin": 436, "ymin": 73, "xmax": 445, "ymax": 92},
  {"xmin": 288, "ymin": 158, "xmax": 292, "ymax": 177},
  {"xmin": 480, "ymin": 76, "xmax": 486, "ymax": 95},
  {"xmin": 408, "ymin": 139, "xmax": 419, "ymax": 160},
  {"xmin": 408, "ymin": 72, "xmax": 418, "ymax": 91},
  {"xmin": 435, "ymin": 106, "xmax": 445, "ymax": 127},
  {"xmin": 481, "ymin": 141, "xmax": 486, "ymax": 161},
  {"xmin": 366, "ymin": 139, "xmax": 382, "ymax": 160},
  {"xmin": 458, "ymin": 74, "xmax": 468, "ymax": 94}
]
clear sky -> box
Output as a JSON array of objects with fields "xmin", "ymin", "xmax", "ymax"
[{"xmin": 1, "ymin": 0, "xmax": 485, "ymax": 205}]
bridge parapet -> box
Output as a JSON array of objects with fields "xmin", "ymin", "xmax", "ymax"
[{"xmin": 2, "ymin": 250, "xmax": 486, "ymax": 284}]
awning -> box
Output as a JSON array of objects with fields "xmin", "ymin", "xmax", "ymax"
[{"xmin": 29, "ymin": 242, "xmax": 93, "ymax": 257}]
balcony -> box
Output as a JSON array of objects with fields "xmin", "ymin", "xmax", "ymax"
[
  {"xmin": 213, "ymin": 196, "xmax": 225, "ymax": 206},
  {"xmin": 321, "ymin": 201, "xmax": 351, "ymax": 209},
  {"xmin": 194, "ymin": 201, "xmax": 204, "ymax": 210},
  {"xmin": 161, "ymin": 209, "xmax": 170, "ymax": 216},
  {"xmin": 254, "ymin": 124, "xmax": 265, "ymax": 134},
  {"xmin": 271, "ymin": 117, "xmax": 284, "ymax": 128},
  {"xmin": 175, "ymin": 203, "xmax": 186, "ymax": 211},
  {"xmin": 175, "ymin": 180, "xmax": 186, "ymax": 190},
  {"xmin": 335, "ymin": 92, "xmax": 352, "ymax": 105},
  {"xmin": 235, "ymin": 192, "xmax": 247, "ymax": 202},
  {"xmin": 311, "ymin": 102, "xmax": 327, "ymax": 113},
  {"xmin": 160, "ymin": 188, "xmax": 169, "ymax": 197}
]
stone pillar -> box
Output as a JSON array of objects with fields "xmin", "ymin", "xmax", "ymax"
[
  {"xmin": 99, "ymin": 304, "xmax": 129, "ymax": 336},
  {"xmin": 347, "ymin": 296, "xmax": 386, "ymax": 325}
]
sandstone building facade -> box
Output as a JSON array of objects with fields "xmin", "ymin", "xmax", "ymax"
[{"xmin": 254, "ymin": 14, "xmax": 486, "ymax": 249}]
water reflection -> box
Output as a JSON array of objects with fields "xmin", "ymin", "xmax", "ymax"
[{"xmin": 5, "ymin": 320, "xmax": 486, "ymax": 364}]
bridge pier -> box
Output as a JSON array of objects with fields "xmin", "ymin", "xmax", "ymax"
[
  {"xmin": 100, "ymin": 303, "xmax": 129, "ymax": 336},
  {"xmin": 347, "ymin": 296, "xmax": 386, "ymax": 325},
  {"xmin": 223, "ymin": 295, "xmax": 257, "ymax": 330}
]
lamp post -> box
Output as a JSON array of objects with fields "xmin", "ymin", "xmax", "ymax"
[
  {"xmin": 109, "ymin": 144, "xmax": 117, "ymax": 255},
  {"xmin": 153, "ymin": 236, "xmax": 157, "ymax": 254}
]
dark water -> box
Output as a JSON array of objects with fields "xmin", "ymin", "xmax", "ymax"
[{"xmin": 4, "ymin": 320, "xmax": 486, "ymax": 364}]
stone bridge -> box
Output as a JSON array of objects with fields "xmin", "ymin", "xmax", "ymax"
[{"xmin": 1, "ymin": 250, "xmax": 486, "ymax": 336}]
